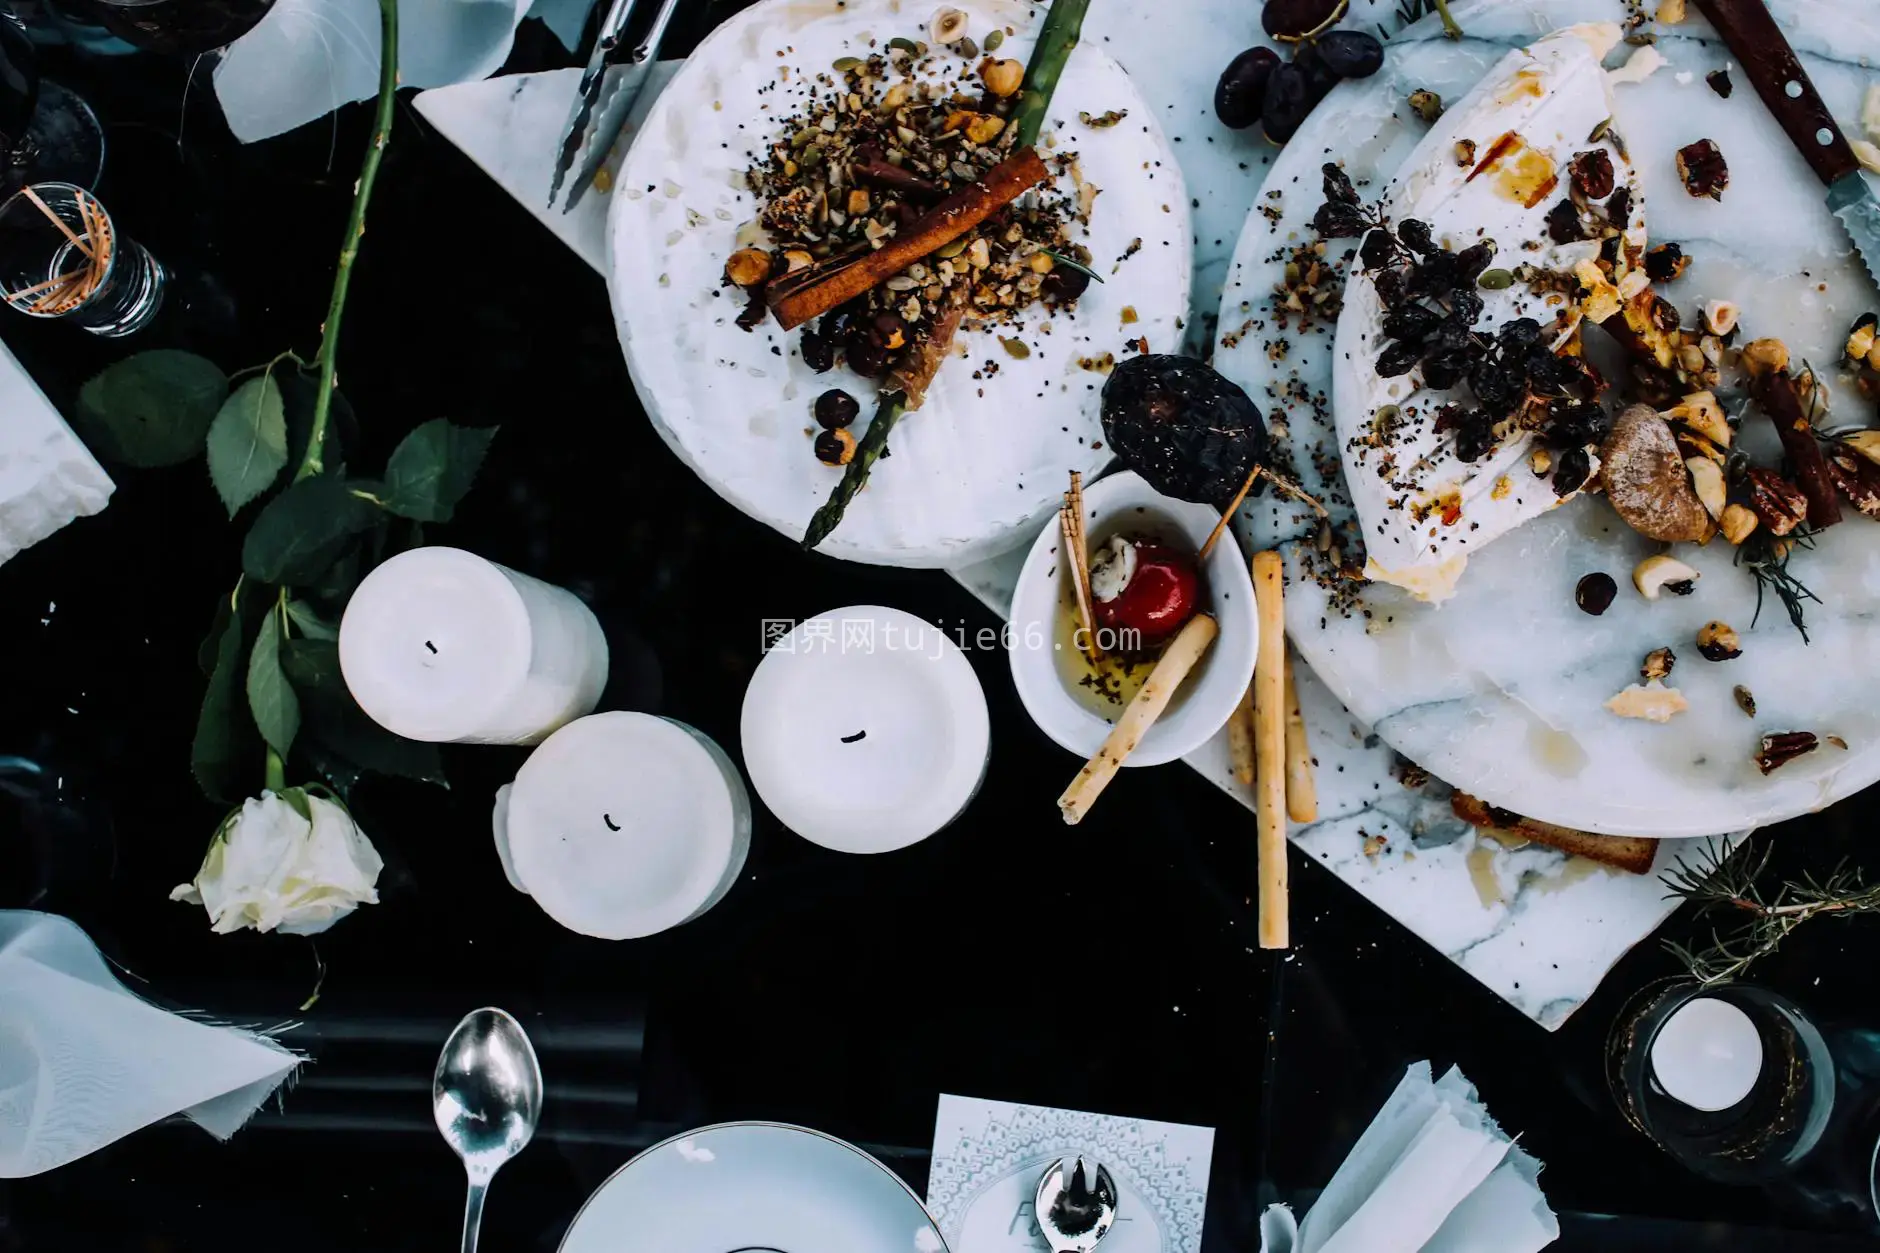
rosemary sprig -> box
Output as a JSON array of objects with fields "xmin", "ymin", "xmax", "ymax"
[
  {"xmin": 1663, "ymin": 841, "xmax": 1880, "ymax": 986},
  {"xmin": 1392, "ymin": 0, "xmax": 1462, "ymax": 38},
  {"xmin": 1736, "ymin": 525, "xmax": 1818, "ymax": 642}
]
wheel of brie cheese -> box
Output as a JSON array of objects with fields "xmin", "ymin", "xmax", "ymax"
[{"xmin": 1333, "ymin": 23, "xmax": 1644, "ymax": 603}]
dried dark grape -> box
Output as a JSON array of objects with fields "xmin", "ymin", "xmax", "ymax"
[
  {"xmin": 1409, "ymin": 251, "xmax": 1458, "ymax": 296},
  {"xmin": 1261, "ymin": 63, "xmax": 1313, "ymax": 143},
  {"xmin": 1470, "ymin": 362, "xmax": 1519, "ymax": 412},
  {"xmin": 800, "ymin": 326, "xmax": 835, "ymax": 372},
  {"xmin": 813, "ymin": 389, "xmax": 860, "ymax": 429},
  {"xmin": 1100, "ymin": 354, "xmax": 1269, "ymax": 508},
  {"xmin": 1547, "ymin": 400, "xmax": 1608, "ymax": 446},
  {"xmin": 1313, "ymin": 201, "xmax": 1368, "ymax": 238},
  {"xmin": 868, "ymin": 312, "xmax": 909, "ymax": 350},
  {"xmin": 1605, "ymin": 187, "xmax": 1633, "ymax": 226},
  {"xmin": 1497, "ymin": 317, "xmax": 1543, "ymax": 349},
  {"xmin": 1043, "ymin": 266, "xmax": 1091, "ymax": 303},
  {"xmin": 1526, "ymin": 350, "xmax": 1571, "ymax": 390},
  {"xmin": 1645, "ymin": 242, "xmax": 1689, "ymax": 284},
  {"xmin": 1316, "ymin": 30, "xmax": 1384, "ymax": 79},
  {"xmin": 1428, "ymin": 315, "xmax": 1474, "ymax": 353},
  {"xmin": 1321, "ymin": 162, "xmax": 1360, "ymax": 206},
  {"xmin": 1397, "ymin": 219, "xmax": 1434, "ymax": 254},
  {"xmin": 1373, "ymin": 267, "xmax": 1406, "ymax": 308},
  {"xmin": 1359, "ymin": 228, "xmax": 1397, "ymax": 270},
  {"xmin": 1422, "ymin": 352, "xmax": 1468, "ymax": 390},
  {"xmin": 1453, "ymin": 241, "xmax": 1496, "ymax": 283},
  {"xmin": 1216, "ymin": 47, "xmax": 1280, "ymax": 130},
  {"xmin": 1454, "ymin": 421, "xmax": 1497, "ymax": 463},
  {"xmin": 1447, "ymin": 288, "xmax": 1484, "ymax": 324},
  {"xmin": 1545, "ymin": 199, "xmax": 1585, "ymax": 245},
  {"xmin": 1383, "ymin": 305, "xmax": 1441, "ymax": 342},
  {"xmin": 1263, "ymin": 0, "xmax": 1343, "ymax": 38},
  {"xmin": 1575, "ymin": 572, "xmax": 1617, "ymax": 615},
  {"xmin": 1552, "ymin": 445, "xmax": 1592, "ymax": 496},
  {"xmin": 1376, "ymin": 341, "xmax": 1422, "ymax": 377}
]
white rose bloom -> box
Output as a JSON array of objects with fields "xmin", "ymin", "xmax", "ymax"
[{"xmin": 171, "ymin": 791, "xmax": 384, "ymax": 936}]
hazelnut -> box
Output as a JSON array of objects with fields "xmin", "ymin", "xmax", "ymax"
[
  {"xmin": 981, "ymin": 57, "xmax": 1024, "ymax": 98},
  {"xmin": 1696, "ymin": 621, "xmax": 1742, "ymax": 661},
  {"xmin": 1703, "ymin": 300, "xmax": 1739, "ymax": 336},
  {"xmin": 1642, "ymin": 646, "xmax": 1677, "ymax": 681},
  {"xmin": 1847, "ymin": 313, "xmax": 1878, "ymax": 363},
  {"xmin": 1719, "ymin": 502, "xmax": 1760, "ymax": 545},
  {"xmin": 1740, "ymin": 337, "xmax": 1789, "ymax": 379},
  {"xmin": 725, "ymin": 247, "xmax": 772, "ymax": 288},
  {"xmin": 929, "ymin": 6, "xmax": 967, "ymax": 44},
  {"xmin": 1686, "ymin": 457, "xmax": 1726, "ymax": 519},
  {"xmin": 783, "ymin": 248, "xmax": 815, "ymax": 273},
  {"xmin": 1606, "ymin": 680, "xmax": 1690, "ymax": 723},
  {"xmin": 1676, "ymin": 138, "xmax": 1729, "ymax": 200},
  {"xmin": 1529, "ymin": 447, "xmax": 1554, "ymax": 476},
  {"xmin": 814, "ymin": 427, "xmax": 857, "ymax": 465},
  {"xmin": 1633, "ymin": 553, "xmax": 1700, "ymax": 599}
]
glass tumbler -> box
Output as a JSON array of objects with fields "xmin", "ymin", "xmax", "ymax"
[{"xmin": 0, "ymin": 181, "xmax": 162, "ymax": 335}]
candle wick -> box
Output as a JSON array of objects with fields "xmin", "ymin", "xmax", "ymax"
[
  {"xmin": 840, "ymin": 730, "xmax": 867, "ymax": 744},
  {"xmin": 424, "ymin": 640, "xmax": 438, "ymax": 654},
  {"xmin": 603, "ymin": 813, "xmax": 620, "ymax": 832}
]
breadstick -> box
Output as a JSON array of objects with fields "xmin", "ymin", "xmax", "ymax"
[
  {"xmin": 1251, "ymin": 550, "xmax": 1288, "ymax": 949},
  {"xmin": 1058, "ymin": 613, "xmax": 1218, "ymax": 824},
  {"xmin": 1228, "ymin": 682, "xmax": 1256, "ymax": 787},
  {"xmin": 1283, "ymin": 649, "xmax": 1317, "ymax": 823}
]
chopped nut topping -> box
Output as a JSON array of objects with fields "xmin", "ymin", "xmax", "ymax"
[
  {"xmin": 1733, "ymin": 685, "xmax": 1757, "ymax": 717},
  {"xmin": 1642, "ymin": 646, "xmax": 1677, "ymax": 681},
  {"xmin": 1696, "ymin": 621, "xmax": 1742, "ymax": 661},
  {"xmin": 1633, "ymin": 553, "xmax": 1700, "ymax": 599},
  {"xmin": 1676, "ymin": 139, "xmax": 1729, "ymax": 200},
  {"xmin": 1409, "ymin": 89, "xmax": 1443, "ymax": 123},
  {"xmin": 1847, "ymin": 313, "xmax": 1878, "ymax": 364},
  {"xmin": 981, "ymin": 57, "xmax": 1024, "ymax": 97},
  {"xmin": 725, "ymin": 247, "xmax": 773, "ymax": 287},
  {"xmin": 1719, "ymin": 502, "xmax": 1759, "ymax": 545},
  {"xmin": 1607, "ymin": 679, "xmax": 1690, "ymax": 723},
  {"xmin": 1455, "ymin": 139, "xmax": 1478, "ymax": 167}
]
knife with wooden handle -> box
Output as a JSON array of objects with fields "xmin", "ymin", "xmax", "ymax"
[{"xmin": 1697, "ymin": 0, "xmax": 1880, "ymax": 285}]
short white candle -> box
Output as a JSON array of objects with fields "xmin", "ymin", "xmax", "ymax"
[
  {"xmin": 493, "ymin": 712, "xmax": 751, "ymax": 938},
  {"xmin": 740, "ymin": 605, "xmax": 989, "ymax": 854},
  {"xmin": 1650, "ymin": 995, "xmax": 1764, "ymax": 1112},
  {"xmin": 339, "ymin": 546, "xmax": 608, "ymax": 744}
]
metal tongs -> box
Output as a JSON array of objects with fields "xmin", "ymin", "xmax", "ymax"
[{"xmin": 548, "ymin": 0, "xmax": 684, "ymax": 212}]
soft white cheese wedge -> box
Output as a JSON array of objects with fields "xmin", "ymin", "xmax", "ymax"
[{"xmin": 1333, "ymin": 23, "xmax": 1646, "ymax": 603}]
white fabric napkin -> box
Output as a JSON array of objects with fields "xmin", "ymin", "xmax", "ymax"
[
  {"xmin": 1261, "ymin": 1063, "xmax": 1558, "ymax": 1253},
  {"xmin": 0, "ymin": 337, "xmax": 112, "ymax": 567},
  {"xmin": 0, "ymin": 912, "xmax": 302, "ymax": 1177}
]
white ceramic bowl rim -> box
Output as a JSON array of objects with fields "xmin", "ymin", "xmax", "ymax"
[{"xmin": 555, "ymin": 1121, "xmax": 951, "ymax": 1253}]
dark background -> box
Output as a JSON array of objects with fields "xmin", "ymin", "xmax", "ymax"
[{"xmin": 4, "ymin": 11, "xmax": 1880, "ymax": 1252}]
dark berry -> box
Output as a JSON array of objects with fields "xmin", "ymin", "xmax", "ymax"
[
  {"xmin": 1454, "ymin": 241, "xmax": 1497, "ymax": 283},
  {"xmin": 800, "ymin": 327, "xmax": 835, "ymax": 372},
  {"xmin": 1455, "ymin": 422, "xmax": 1497, "ymax": 462},
  {"xmin": 1575, "ymin": 572, "xmax": 1618, "ymax": 616},
  {"xmin": 1422, "ymin": 352, "xmax": 1467, "ymax": 390},
  {"xmin": 1359, "ymin": 228, "xmax": 1397, "ymax": 269},
  {"xmin": 1373, "ymin": 268, "xmax": 1406, "ymax": 308},
  {"xmin": 1043, "ymin": 265, "xmax": 1091, "ymax": 303},
  {"xmin": 814, "ymin": 389, "xmax": 860, "ymax": 429},
  {"xmin": 1317, "ymin": 30, "xmax": 1385, "ymax": 79},
  {"xmin": 1545, "ymin": 199, "xmax": 1585, "ymax": 245},
  {"xmin": 1470, "ymin": 362, "xmax": 1519, "ymax": 412},
  {"xmin": 1498, "ymin": 317, "xmax": 1543, "ymax": 349},
  {"xmin": 1262, "ymin": 0, "xmax": 1344, "ymax": 38},
  {"xmin": 1383, "ymin": 305, "xmax": 1441, "ymax": 342},
  {"xmin": 1447, "ymin": 288, "xmax": 1484, "ymax": 324},
  {"xmin": 1261, "ymin": 63, "xmax": 1313, "ymax": 143},
  {"xmin": 1321, "ymin": 162, "xmax": 1360, "ymax": 206},
  {"xmin": 1313, "ymin": 201, "xmax": 1368, "ymax": 238},
  {"xmin": 1397, "ymin": 219, "xmax": 1434, "ymax": 254},
  {"xmin": 1216, "ymin": 47, "xmax": 1281, "ymax": 130},
  {"xmin": 1377, "ymin": 341, "xmax": 1422, "ymax": 377},
  {"xmin": 1552, "ymin": 445, "xmax": 1592, "ymax": 496}
]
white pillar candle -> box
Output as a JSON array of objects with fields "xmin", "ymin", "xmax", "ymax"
[
  {"xmin": 740, "ymin": 605, "xmax": 990, "ymax": 853},
  {"xmin": 492, "ymin": 712, "xmax": 751, "ymax": 938},
  {"xmin": 339, "ymin": 546, "xmax": 608, "ymax": 744},
  {"xmin": 1650, "ymin": 996, "xmax": 1764, "ymax": 1112}
]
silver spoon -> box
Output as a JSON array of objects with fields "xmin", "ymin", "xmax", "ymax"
[
  {"xmin": 433, "ymin": 1007, "xmax": 543, "ymax": 1253},
  {"xmin": 1035, "ymin": 1156, "xmax": 1120, "ymax": 1253}
]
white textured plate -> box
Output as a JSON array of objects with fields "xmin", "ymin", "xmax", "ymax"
[
  {"xmin": 558, "ymin": 1122, "xmax": 948, "ymax": 1253},
  {"xmin": 1216, "ymin": 0, "xmax": 1880, "ymax": 837},
  {"xmin": 608, "ymin": 0, "xmax": 1191, "ymax": 567}
]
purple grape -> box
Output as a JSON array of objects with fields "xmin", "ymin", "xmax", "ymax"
[
  {"xmin": 1262, "ymin": 63, "xmax": 1313, "ymax": 144},
  {"xmin": 1216, "ymin": 47, "xmax": 1281, "ymax": 130},
  {"xmin": 1317, "ymin": 30, "xmax": 1385, "ymax": 79}
]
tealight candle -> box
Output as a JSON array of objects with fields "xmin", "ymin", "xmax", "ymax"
[
  {"xmin": 339, "ymin": 546, "xmax": 608, "ymax": 744},
  {"xmin": 1650, "ymin": 995, "xmax": 1765, "ymax": 1112},
  {"xmin": 493, "ymin": 712, "xmax": 751, "ymax": 938},
  {"xmin": 740, "ymin": 605, "xmax": 990, "ymax": 853}
]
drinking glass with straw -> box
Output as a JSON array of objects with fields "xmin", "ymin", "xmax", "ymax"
[{"xmin": 0, "ymin": 181, "xmax": 164, "ymax": 335}]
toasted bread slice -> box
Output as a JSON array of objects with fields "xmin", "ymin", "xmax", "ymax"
[{"xmin": 1450, "ymin": 791, "xmax": 1658, "ymax": 875}]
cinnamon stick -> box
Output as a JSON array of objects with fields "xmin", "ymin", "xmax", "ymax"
[
  {"xmin": 768, "ymin": 147, "xmax": 1049, "ymax": 331},
  {"xmin": 1756, "ymin": 370, "xmax": 1842, "ymax": 530}
]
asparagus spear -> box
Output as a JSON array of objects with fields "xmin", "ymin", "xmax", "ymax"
[{"xmin": 801, "ymin": 0, "xmax": 1094, "ymax": 552}]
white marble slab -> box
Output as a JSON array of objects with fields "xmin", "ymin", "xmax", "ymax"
[{"xmin": 414, "ymin": 0, "xmax": 1752, "ymax": 1029}]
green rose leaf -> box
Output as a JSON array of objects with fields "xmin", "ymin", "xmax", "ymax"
[
  {"xmin": 206, "ymin": 372, "xmax": 289, "ymax": 516},
  {"xmin": 241, "ymin": 474, "xmax": 379, "ymax": 585},
  {"xmin": 382, "ymin": 420, "xmax": 498, "ymax": 522},
  {"xmin": 284, "ymin": 638, "xmax": 448, "ymax": 787},
  {"xmin": 193, "ymin": 587, "xmax": 264, "ymax": 803},
  {"xmin": 247, "ymin": 605, "xmax": 301, "ymax": 756},
  {"xmin": 284, "ymin": 598, "xmax": 338, "ymax": 641},
  {"xmin": 74, "ymin": 350, "xmax": 228, "ymax": 468}
]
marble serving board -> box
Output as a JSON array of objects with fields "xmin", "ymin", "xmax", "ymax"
[
  {"xmin": 1213, "ymin": 0, "xmax": 1880, "ymax": 841},
  {"xmin": 416, "ymin": 0, "xmax": 1751, "ymax": 1028}
]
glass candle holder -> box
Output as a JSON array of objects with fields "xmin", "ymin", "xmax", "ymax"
[
  {"xmin": 0, "ymin": 181, "xmax": 163, "ymax": 335},
  {"xmin": 1607, "ymin": 980, "xmax": 1836, "ymax": 1185}
]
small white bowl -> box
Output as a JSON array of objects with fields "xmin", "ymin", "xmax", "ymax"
[{"xmin": 1009, "ymin": 470, "xmax": 1257, "ymax": 767}]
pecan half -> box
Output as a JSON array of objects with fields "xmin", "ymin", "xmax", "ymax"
[
  {"xmin": 1676, "ymin": 139, "xmax": 1729, "ymax": 200},
  {"xmin": 1571, "ymin": 149, "xmax": 1617, "ymax": 201},
  {"xmin": 1756, "ymin": 731, "xmax": 1819, "ymax": 775},
  {"xmin": 1742, "ymin": 465, "xmax": 1810, "ymax": 535},
  {"xmin": 1825, "ymin": 442, "xmax": 1880, "ymax": 518}
]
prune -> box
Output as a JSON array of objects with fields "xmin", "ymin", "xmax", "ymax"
[
  {"xmin": 1263, "ymin": 0, "xmax": 1344, "ymax": 39},
  {"xmin": 1359, "ymin": 228, "xmax": 1397, "ymax": 270},
  {"xmin": 1377, "ymin": 341, "xmax": 1422, "ymax": 377},
  {"xmin": 1101, "ymin": 355, "xmax": 1270, "ymax": 508},
  {"xmin": 1317, "ymin": 30, "xmax": 1384, "ymax": 79},
  {"xmin": 1383, "ymin": 305, "xmax": 1441, "ymax": 342},
  {"xmin": 1397, "ymin": 219, "xmax": 1434, "ymax": 254},
  {"xmin": 1552, "ymin": 445, "xmax": 1592, "ymax": 496},
  {"xmin": 1498, "ymin": 317, "xmax": 1543, "ymax": 349},
  {"xmin": 1262, "ymin": 63, "xmax": 1313, "ymax": 143},
  {"xmin": 1322, "ymin": 162, "xmax": 1360, "ymax": 206},
  {"xmin": 1216, "ymin": 47, "xmax": 1280, "ymax": 130},
  {"xmin": 800, "ymin": 326, "xmax": 835, "ymax": 372}
]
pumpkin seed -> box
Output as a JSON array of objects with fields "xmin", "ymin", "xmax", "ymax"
[
  {"xmin": 956, "ymin": 36, "xmax": 978, "ymax": 58},
  {"xmin": 936, "ymin": 237, "xmax": 969, "ymax": 259},
  {"xmin": 1587, "ymin": 116, "xmax": 1612, "ymax": 143},
  {"xmin": 1000, "ymin": 336, "xmax": 1031, "ymax": 359},
  {"xmin": 984, "ymin": 28, "xmax": 1003, "ymax": 50},
  {"xmin": 832, "ymin": 56, "xmax": 864, "ymax": 72},
  {"xmin": 888, "ymin": 36, "xmax": 922, "ymax": 54},
  {"xmin": 1477, "ymin": 268, "xmax": 1515, "ymax": 290}
]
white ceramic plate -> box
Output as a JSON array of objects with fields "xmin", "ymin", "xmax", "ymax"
[
  {"xmin": 1008, "ymin": 470, "xmax": 1257, "ymax": 767},
  {"xmin": 1215, "ymin": 0, "xmax": 1880, "ymax": 837},
  {"xmin": 607, "ymin": 0, "xmax": 1192, "ymax": 567},
  {"xmin": 559, "ymin": 1122, "xmax": 948, "ymax": 1253}
]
